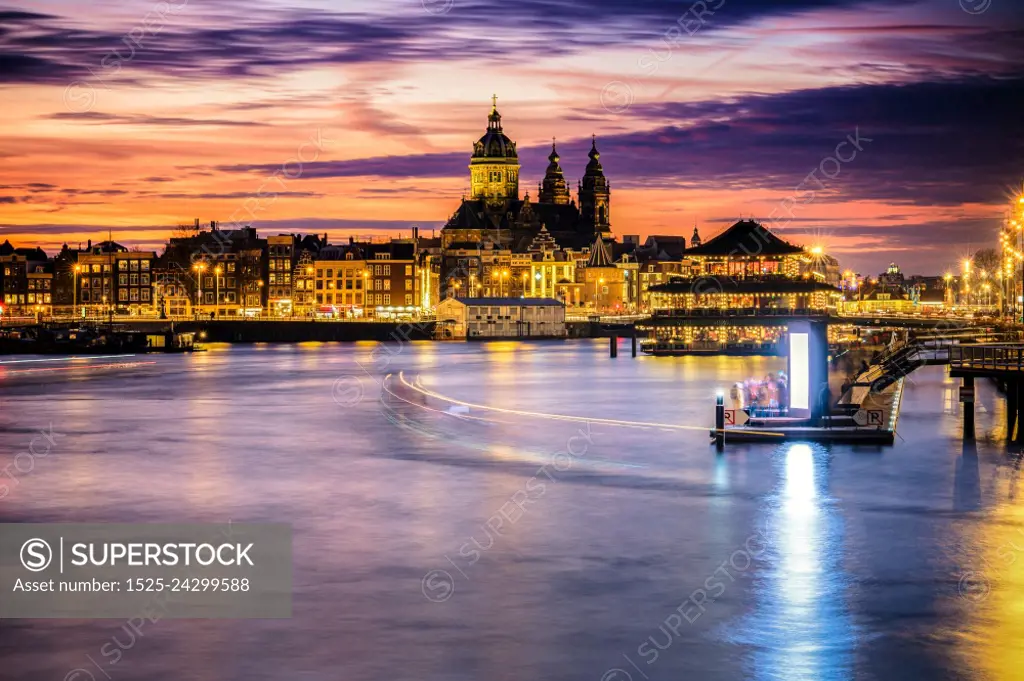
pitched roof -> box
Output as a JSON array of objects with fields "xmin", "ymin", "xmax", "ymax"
[
  {"xmin": 587, "ymin": 235, "xmax": 613, "ymax": 267},
  {"xmin": 684, "ymin": 219, "xmax": 804, "ymax": 256},
  {"xmin": 861, "ymin": 286, "xmax": 910, "ymax": 301}
]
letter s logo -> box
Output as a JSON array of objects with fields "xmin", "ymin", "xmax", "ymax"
[{"xmin": 21, "ymin": 538, "xmax": 52, "ymax": 572}]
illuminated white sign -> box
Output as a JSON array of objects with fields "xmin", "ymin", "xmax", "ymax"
[{"xmin": 790, "ymin": 332, "xmax": 810, "ymax": 410}]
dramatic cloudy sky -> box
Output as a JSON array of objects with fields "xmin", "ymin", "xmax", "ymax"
[{"xmin": 1, "ymin": 0, "xmax": 1022, "ymax": 274}]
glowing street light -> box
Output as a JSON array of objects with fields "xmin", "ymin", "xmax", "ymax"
[{"xmin": 192, "ymin": 262, "xmax": 206, "ymax": 317}]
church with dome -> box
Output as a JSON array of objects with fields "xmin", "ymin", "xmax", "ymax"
[{"xmin": 441, "ymin": 98, "xmax": 612, "ymax": 251}]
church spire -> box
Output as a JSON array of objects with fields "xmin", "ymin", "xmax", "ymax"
[
  {"xmin": 538, "ymin": 137, "xmax": 570, "ymax": 205},
  {"xmin": 469, "ymin": 95, "xmax": 520, "ymax": 206},
  {"xmin": 488, "ymin": 94, "xmax": 502, "ymax": 131},
  {"xmin": 690, "ymin": 222, "xmax": 702, "ymax": 249},
  {"xmin": 586, "ymin": 134, "xmax": 602, "ymax": 173},
  {"xmin": 579, "ymin": 134, "xmax": 610, "ymax": 232}
]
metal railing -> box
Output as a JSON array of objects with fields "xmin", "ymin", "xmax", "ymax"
[
  {"xmin": 564, "ymin": 313, "xmax": 646, "ymax": 323},
  {"xmin": 949, "ymin": 344, "xmax": 1024, "ymax": 371},
  {"xmin": 649, "ymin": 307, "xmax": 830, "ymax": 318}
]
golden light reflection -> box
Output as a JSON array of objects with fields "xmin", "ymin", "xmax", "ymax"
[{"xmin": 954, "ymin": 476, "xmax": 1024, "ymax": 680}]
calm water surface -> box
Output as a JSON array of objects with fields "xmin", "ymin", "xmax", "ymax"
[{"xmin": 0, "ymin": 340, "xmax": 1021, "ymax": 681}]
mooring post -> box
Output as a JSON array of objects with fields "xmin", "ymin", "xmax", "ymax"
[
  {"xmin": 715, "ymin": 393, "xmax": 725, "ymax": 452},
  {"xmin": 631, "ymin": 335, "xmax": 637, "ymax": 358},
  {"xmin": 610, "ymin": 335, "xmax": 618, "ymax": 358},
  {"xmin": 963, "ymin": 376, "xmax": 975, "ymax": 441}
]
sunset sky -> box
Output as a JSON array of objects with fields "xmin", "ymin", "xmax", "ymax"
[{"xmin": 1, "ymin": 0, "xmax": 1022, "ymax": 274}]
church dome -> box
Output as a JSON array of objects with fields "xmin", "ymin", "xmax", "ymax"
[{"xmin": 473, "ymin": 99, "xmax": 517, "ymax": 159}]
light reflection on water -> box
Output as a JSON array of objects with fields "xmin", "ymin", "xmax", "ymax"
[
  {"xmin": 0, "ymin": 340, "xmax": 1019, "ymax": 680},
  {"xmin": 742, "ymin": 442, "xmax": 855, "ymax": 681}
]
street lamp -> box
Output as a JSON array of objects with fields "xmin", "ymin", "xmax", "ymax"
[
  {"xmin": 501, "ymin": 269, "xmax": 509, "ymax": 297},
  {"xmin": 192, "ymin": 262, "xmax": 206, "ymax": 317}
]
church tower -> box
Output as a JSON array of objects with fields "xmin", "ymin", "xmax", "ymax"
[
  {"xmin": 578, "ymin": 135, "xmax": 611, "ymax": 233},
  {"xmin": 690, "ymin": 225, "xmax": 701, "ymax": 249},
  {"xmin": 469, "ymin": 96, "xmax": 520, "ymax": 209},
  {"xmin": 538, "ymin": 139, "xmax": 570, "ymax": 205}
]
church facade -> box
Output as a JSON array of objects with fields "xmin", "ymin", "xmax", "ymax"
[{"xmin": 441, "ymin": 99, "xmax": 612, "ymax": 252}]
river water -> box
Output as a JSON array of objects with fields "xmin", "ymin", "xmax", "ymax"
[{"xmin": 0, "ymin": 340, "xmax": 1020, "ymax": 681}]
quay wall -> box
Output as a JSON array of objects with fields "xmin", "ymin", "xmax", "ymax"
[{"xmin": 120, "ymin": 320, "xmax": 437, "ymax": 343}]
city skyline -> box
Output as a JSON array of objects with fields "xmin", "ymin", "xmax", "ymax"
[{"xmin": 1, "ymin": 0, "xmax": 1023, "ymax": 275}]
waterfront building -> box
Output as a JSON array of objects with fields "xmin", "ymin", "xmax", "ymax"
[
  {"xmin": 314, "ymin": 244, "xmax": 367, "ymax": 317},
  {"xmin": 159, "ymin": 222, "xmax": 269, "ymax": 318},
  {"xmin": 362, "ymin": 241, "xmax": 418, "ymax": 319},
  {"xmin": 437, "ymin": 297, "xmax": 565, "ymax": 339},
  {"xmin": 441, "ymin": 240, "xmax": 516, "ymax": 299},
  {"xmin": 0, "ymin": 241, "xmax": 48, "ymax": 314},
  {"xmin": 293, "ymin": 249, "xmax": 316, "ymax": 317},
  {"xmin": 526, "ymin": 226, "xmax": 581, "ymax": 304},
  {"xmin": 75, "ymin": 240, "xmax": 122, "ymax": 317},
  {"xmin": 267, "ymin": 235, "xmax": 296, "ymax": 317},
  {"xmin": 416, "ymin": 236, "xmax": 442, "ymax": 311},
  {"xmin": 649, "ymin": 277, "xmax": 840, "ymax": 313},
  {"xmin": 258, "ymin": 232, "xmax": 327, "ymax": 317},
  {"xmin": 639, "ymin": 219, "xmax": 842, "ymax": 355},
  {"xmin": 113, "ymin": 250, "xmax": 157, "ymax": 316},
  {"xmin": 642, "ymin": 278, "xmax": 840, "ymax": 355},
  {"xmin": 842, "ymin": 286, "xmax": 916, "ymax": 315},
  {"xmin": 581, "ymin": 235, "xmax": 636, "ymax": 313},
  {"xmin": 25, "ymin": 264, "xmax": 53, "ymax": 316}
]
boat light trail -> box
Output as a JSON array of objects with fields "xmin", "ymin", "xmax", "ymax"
[
  {"xmin": 0, "ymin": 354, "xmax": 137, "ymax": 365},
  {"xmin": 382, "ymin": 374, "xmax": 499, "ymax": 423},
  {"xmin": 399, "ymin": 371, "xmax": 783, "ymax": 436},
  {"xmin": 1, "ymin": 361, "xmax": 156, "ymax": 376}
]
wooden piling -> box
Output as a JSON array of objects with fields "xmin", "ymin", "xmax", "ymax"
[{"xmin": 963, "ymin": 376, "xmax": 975, "ymax": 441}]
